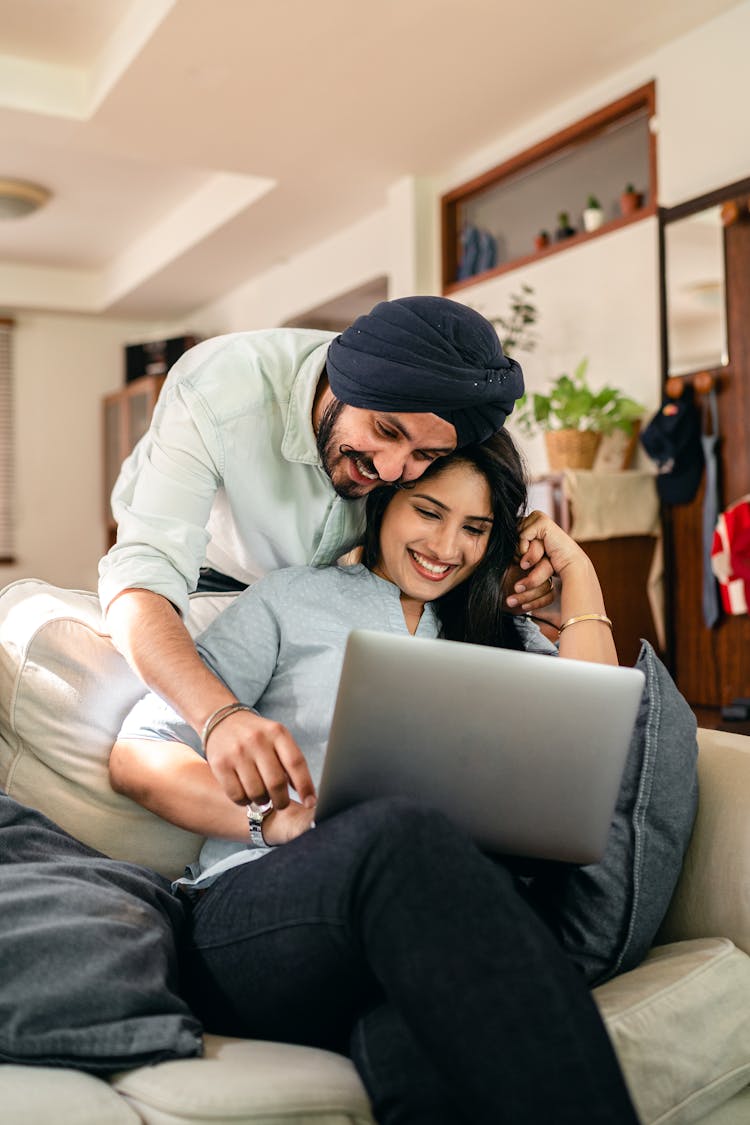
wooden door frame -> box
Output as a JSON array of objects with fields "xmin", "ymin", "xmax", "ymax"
[{"xmin": 659, "ymin": 176, "xmax": 750, "ymax": 699}]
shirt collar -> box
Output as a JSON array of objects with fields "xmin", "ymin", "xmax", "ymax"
[
  {"xmin": 282, "ymin": 340, "xmax": 332, "ymax": 464},
  {"xmin": 354, "ymin": 564, "xmax": 440, "ymax": 629}
]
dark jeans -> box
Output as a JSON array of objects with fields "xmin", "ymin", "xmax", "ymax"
[{"xmin": 180, "ymin": 798, "xmax": 637, "ymax": 1125}]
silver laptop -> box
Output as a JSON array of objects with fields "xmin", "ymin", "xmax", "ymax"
[{"xmin": 315, "ymin": 630, "xmax": 645, "ymax": 864}]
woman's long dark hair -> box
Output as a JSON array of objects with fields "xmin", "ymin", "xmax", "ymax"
[{"xmin": 362, "ymin": 429, "xmax": 528, "ymax": 650}]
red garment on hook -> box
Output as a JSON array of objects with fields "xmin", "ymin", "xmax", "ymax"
[{"xmin": 711, "ymin": 495, "xmax": 750, "ymax": 616}]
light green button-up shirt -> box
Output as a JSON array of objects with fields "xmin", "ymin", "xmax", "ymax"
[{"xmin": 98, "ymin": 330, "xmax": 367, "ymax": 618}]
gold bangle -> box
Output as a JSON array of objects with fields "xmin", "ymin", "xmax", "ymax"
[{"xmin": 558, "ymin": 613, "xmax": 613, "ymax": 637}]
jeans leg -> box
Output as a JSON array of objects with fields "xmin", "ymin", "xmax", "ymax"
[
  {"xmin": 181, "ymin": 797, "xmax": 637, "ymax": 1125},
  {"xmin": 351, "ymin": 1002, "xmax": 463, "ymax": 1125}
]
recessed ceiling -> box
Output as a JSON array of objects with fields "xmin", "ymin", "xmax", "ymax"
[{"xmin": 0, "ymin": 0, "xmax": 742, "ymax": 319}]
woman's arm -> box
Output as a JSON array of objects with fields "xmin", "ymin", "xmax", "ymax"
[
  {"xmin": 518, "ymin": 511, "xmax": 618, "ymax": 666},
  {"xmin": 105, "ymin": 587, "xmax": 316, "ymax": 811},
  {"xmin": 109, "ymin": 736, "xmax": 314, "ymax": 845}
]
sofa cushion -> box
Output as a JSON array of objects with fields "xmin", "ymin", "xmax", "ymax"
[
  {"xmin": 0, "ymin": 792, "xmax": 203, "ymax": 1073},
  {"xmin": 595, "ymin": 938, "xmax": 750, "ymax": 1125},
  {"xmin": 0, "ymin": 579, "xmax": 235, "ymax": 879},
  {"xmin": 528, "ymin": 639, "xmax": 698, "ymax": 986},
  {"xmin": 0, "ymin": 1065, "xmax": 141, "ymax": 1125},
  {"xmin": 659, "ymin": 728, "xmax": 750, "ymax": 957},
  {"xmin": 112, "ymin": 1034, "xmax": 375, "ymax": 1124}
]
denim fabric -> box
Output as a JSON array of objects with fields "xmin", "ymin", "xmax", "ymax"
[
  {"xmin": 527, "ymin": 640, "xmax": 699, "ymax": 985},
  {"xmin": 181, "ymin": 797, "xmax": 637, "ymax": 1125},
  {"xmin": 0, "ymin": 793, "xmax": 202, "ymax": 1072}
]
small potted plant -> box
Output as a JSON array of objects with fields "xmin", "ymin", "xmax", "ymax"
[
  {"xmin": 534, "ymin": 229, "xmax": 550, "ymax": 252},
  {"xmin": 490, "ymin": 284, "xmax": 538, "ymax": 354},
  {"xmin": 582, "ymin": 195, "xmax": 604, "ymax": 232},
  {"xmin": 620, "ymin": 183, "xmax": 643, "ymax": 217},
  {"xmin": 514, "ymin": 358, "xmax": 644, "ymax": 471},
  {"xmin": 555, "ymin": 211, "xmax": 576, "ymax": 241}
]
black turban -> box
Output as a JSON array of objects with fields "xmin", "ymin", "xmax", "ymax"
[{"xmin": 326, "ymin": 296, "xmax": 524, "ymax": 446}]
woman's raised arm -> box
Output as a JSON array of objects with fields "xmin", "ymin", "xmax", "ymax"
[{"xmin": 517, "ymin": 510, "xmax": 618, "ymax": 667}]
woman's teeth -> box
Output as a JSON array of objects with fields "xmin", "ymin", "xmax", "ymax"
[{"xmin": 411, "ymin": 550, "xmax": 450, "ymax": 575}]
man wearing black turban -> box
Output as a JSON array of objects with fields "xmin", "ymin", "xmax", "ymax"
[
  {"xmin": 327, "ymin": 296, "xmax": 524, "ymax": 447},
  {"xmin": 101, "ymin": 296, "xmax": 552, "ymax": 811}
]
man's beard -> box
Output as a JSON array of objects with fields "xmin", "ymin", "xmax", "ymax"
[{"xmin": 316, "ymin": 399, "xmax": 380, "ymax": 499}]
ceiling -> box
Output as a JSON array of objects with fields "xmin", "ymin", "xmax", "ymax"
[{"xmin": 0, "ymin": 0, "xmax": 741, "ymax": 320}]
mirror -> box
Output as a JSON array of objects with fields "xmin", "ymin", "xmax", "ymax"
[{"xmin": 664, "ymin": 205, "xmax": 728, "ymax": 377}]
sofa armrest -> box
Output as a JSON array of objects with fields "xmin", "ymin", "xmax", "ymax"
[{"xmin": 658, "ymin": 728, "xmax": 750, "ymax": 955}]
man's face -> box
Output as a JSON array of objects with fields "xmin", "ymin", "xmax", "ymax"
[{"xmin": 317, "ymin": 400, "xmax": 457, "ymax": 499}]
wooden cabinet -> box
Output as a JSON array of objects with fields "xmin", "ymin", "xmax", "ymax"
[
  {"xmin": 530, "ymin": 472, "xmax": 660, "ymax": 667},
  {"xmin": 102, "ymin": 375, "xmax": 165, "ymax": 549}
]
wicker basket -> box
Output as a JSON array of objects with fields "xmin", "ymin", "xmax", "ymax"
[{"xmin": 544, "ymin": 429, "xmax": 602, "ymax": 470}]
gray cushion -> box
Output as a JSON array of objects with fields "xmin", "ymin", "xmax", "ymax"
[
  {"xmin": 529, "ymin": 640, "xmax": 699, "ymax": 985},
  {"xmin": 0, "ymin": 793, "xmax": 203, "ymax": 1072}
]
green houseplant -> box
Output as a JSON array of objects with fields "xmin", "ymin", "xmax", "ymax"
[
  {"xmin": 490, "ymin": 283, "xmax": 538, "ymax": 354},
  {"xmin": 514, "ymin": 358, "xmax": 644, "ymax": 470},
  {"xmin": 582, "ymin": 194, "xmax": 604, "ymax": 232}
]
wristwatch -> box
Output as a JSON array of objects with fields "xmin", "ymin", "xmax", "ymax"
[{"xmin": 246, "ymin": 799, "xmax": 274, "ymax": 848}]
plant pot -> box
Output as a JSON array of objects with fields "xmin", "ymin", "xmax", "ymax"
[
  {"xmin": 534, "ymin": 232, "xmax": 549, "ymax": 252},
  {"xmin": 593, "ymin": 420, "xmax": 642, "ymax": 472},
  {"xmin": 620, "ymin": 190, "xmax": 642, "ymax": 217},
  {"xmin": 582, "ymin": 206, "xmax": 604, "ymax": 232},
  {"xmin": 544, "ymin": 429, "xmax": 602, "ymax": 471}
]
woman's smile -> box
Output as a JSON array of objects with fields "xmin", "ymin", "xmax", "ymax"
[{"xmin": 407, "ymin": 549, "xmax": 456, "ymax": 581}]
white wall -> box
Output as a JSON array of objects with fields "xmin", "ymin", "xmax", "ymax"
[
  {"xmin": 461, "ymin": 220, "xmax": 662, "ymax": 475},
  {"xmin": 1, "ymin": 312, "xmax": 178, "ymax": 591},
  {"xmin": 654, "ymin": 2, "xmax": 750, "ymax": 205},
  {"xmin": 189, "ymin": 1, "xmax": 750, "ymax": 432},
  {"xmin": 191, "ymin": 208, "xmax": 391, "ymax": 338}
]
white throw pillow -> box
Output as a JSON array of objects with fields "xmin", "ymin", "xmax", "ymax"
[{"xmin": 0, "ymin": 580, "xmax": 236, "ymax": 879}]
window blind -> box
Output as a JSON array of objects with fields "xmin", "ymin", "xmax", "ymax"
[{"xmin": 0, "ymin": 319, "xmax": 14, "ymax": 561}]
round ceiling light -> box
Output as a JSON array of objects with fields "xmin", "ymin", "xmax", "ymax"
[{"xmin": 0, "ymin": 178, "xmax": 51, "ymax": 220}]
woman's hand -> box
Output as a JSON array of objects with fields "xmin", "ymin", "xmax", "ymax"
[
  {"xmin": 261, "ymin": 800, "xmax": 316, "ymax": 846},
  {"xmin": 516, "ymin": 511, "xmax": 617, "ymax": 665},
  {"xmin": 517, "ymin": 510, "xmax": 590, "ymax": 580}
]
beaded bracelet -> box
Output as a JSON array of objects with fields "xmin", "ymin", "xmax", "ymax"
[
  {"xmin": 557, "ymin": 613, "xmax": 613, "ymax": 638},
  {"xmin": 201, "ymin": 702, "xmax": 256, "ymax": 752}
]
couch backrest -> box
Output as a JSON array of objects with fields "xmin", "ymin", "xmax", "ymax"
[
  {"xmin": 0, "ymin": 579, "xmax": 237, "ymax": 880},
  {"xmin": 658, "ymin": 726, "xmax": 750, "ymax": 956}
]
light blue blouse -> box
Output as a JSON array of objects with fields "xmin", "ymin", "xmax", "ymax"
[{"xmin": 118, "ymin": 563, "xmax": 555, "ymax": 886}]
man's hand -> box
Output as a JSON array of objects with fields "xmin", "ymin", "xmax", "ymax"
[
  {"xmin": 204, "ymin": 709, "xmax": 316, "ymax": 811},
  {"xmin": 503, "ymin": 534, "xmax": 557, "ymax": 614}
]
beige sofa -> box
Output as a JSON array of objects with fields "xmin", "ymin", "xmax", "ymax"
[{"xmin": 0, "ymin": 577, "xmax": 749, "ymax": 1125}]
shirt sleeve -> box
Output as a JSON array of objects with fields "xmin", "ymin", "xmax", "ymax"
[
  {"xmin": 98, "ymin": 380, "xmax": 223, "ymax": 618},
  {"xmin": 194, "ymin": 582, "xmax": 281, "ymax": 704},
  {"xmin": 117, "ymin": 692, "xmax": 202, "ymax": 753},
  {"xmin": 515, "ymin": 615, "xmax": 559, "ymax": 656}
]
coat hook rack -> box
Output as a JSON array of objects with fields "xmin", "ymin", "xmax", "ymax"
[{"xmin": 665, "ymin": 371, "xmax": 716, "ymax": 399}]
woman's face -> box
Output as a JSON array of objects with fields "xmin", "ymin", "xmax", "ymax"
[{"xmin": 373, "ymin": 460, "xmax": 493, "ymax": 602}]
